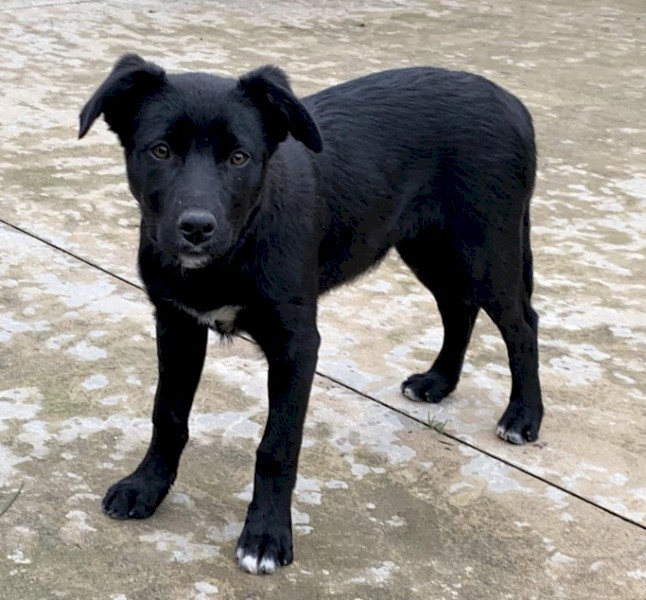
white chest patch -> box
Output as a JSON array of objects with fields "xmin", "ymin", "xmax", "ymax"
[{"xmin": 177, "ymin": 304, "xmax": 243, "ymax": 334}]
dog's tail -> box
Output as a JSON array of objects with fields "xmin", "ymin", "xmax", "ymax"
[
  {"xmin": 521, "ymin": 116, "xmax": 536, "ymax": 302},
  {"xmin": 508, "ymin": 92, "xmax": 537, "ymax": 304},
  {"xmin": 522, "ymin": 208, "xmax": 534, "ymax": 299}
]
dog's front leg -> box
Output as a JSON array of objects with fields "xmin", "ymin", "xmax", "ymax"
[
  {"xmin": 236, "ymin": 317, "xmax": 320, "ymax": 575},
  {"xmin": 103, "ymin": 304, "xmax": 208, "ymax": 519}
]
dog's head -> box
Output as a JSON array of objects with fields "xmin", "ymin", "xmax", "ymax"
[{"xmin": 79, "ymin": 54, "xmax": 322, "ymax": 269}]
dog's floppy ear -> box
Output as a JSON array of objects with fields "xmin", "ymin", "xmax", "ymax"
[
  {"xmin": 79, "ymin": 53, "xmax": 166, "ymax": 141},
  {"xmin": 239, "ymin": 65, "xmax": 323, "ymax": 153}
]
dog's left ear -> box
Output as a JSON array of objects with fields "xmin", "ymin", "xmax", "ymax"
[{"xmin": 239, "ymin": 65, "xmax": 323, "ymax": 153}]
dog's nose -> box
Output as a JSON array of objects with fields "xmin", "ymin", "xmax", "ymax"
[{"xmin": 177, "ymin": 210, "xmax": 217, "ymax": 245}]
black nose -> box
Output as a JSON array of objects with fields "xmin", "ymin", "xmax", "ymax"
[{"xmin": 177, "ymin": 210, "xmax": 216, "ymax": 245}]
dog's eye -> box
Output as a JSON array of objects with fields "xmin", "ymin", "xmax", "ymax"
[
  {"xmin": 230, "ymin": 150, "xmax": 249, "ymax": 166},
  {"xmin": 151, "ymin": 143, "xmax": 171, "ymax": 160}
]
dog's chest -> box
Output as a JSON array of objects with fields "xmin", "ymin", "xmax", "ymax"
[{"xmin": 177, "ymin": 303, "xmax": 242, "ymax": 335}]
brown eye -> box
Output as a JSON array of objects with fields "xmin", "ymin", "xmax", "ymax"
[
  {"xmin": 151, "ymin": 143, "xmax": 171, "ymax": 160},
  {"xmin": 230, "ymin": 150, "xmax": 249, "ymax": 166}
]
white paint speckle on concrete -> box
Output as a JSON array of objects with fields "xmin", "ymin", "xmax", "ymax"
[
  {"xmin": 139, "ymin": 530, "xmax": 220, "ymax": 563},
  {"xmin": 81, "ymin": 374, "xmax": 108, "ymax": 390}
]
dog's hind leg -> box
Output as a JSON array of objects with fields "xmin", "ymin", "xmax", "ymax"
[
  {"xmin": 482, "ymin": 212, "xmax": 543, "ymax": 444},
  {"xmin": 480, "ymin": 288, "xmax": 542, "ymax": 444},
  {"xmin": 397, "ymin": 216, "xmax": 543, "ymax": 444},
  {"xmin": 397, "ymin": 234, "xmax": 479, "ymax": 403}
]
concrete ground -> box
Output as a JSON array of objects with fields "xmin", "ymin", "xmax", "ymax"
[{"xmin": 0, "ymin": 0, "xmax": 645, "ymax": 598}]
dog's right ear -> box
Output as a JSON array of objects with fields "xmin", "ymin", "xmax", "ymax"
[{"xmin": 79, "ymin": 54, "xmax": 166, "ymax": 142}]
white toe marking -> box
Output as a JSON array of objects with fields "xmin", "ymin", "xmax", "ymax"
[
  {"xmin": 505, "ymin": 430, "xmax": 526, "ymax": 445},
  {"xmin": 236, "ymin": 550, "xmax": 278, "ymax": 575},
  {"xmin": 496, "ymin": 425, "xmax": 525, "ymax": 445},
  {"xmin": 402, "ymin": 386, "xmax": 421, "ymax": 402},
  {"xmin": 238, "ymin": 553, "xmax": 259, "ymax": 574},
  {"xmin": 259, "ymin": 556, "xmax": 277, "ymax": 574}
]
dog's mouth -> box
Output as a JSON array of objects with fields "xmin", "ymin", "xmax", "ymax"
[{"xmin": 178, "ymin": 253, "xmax": 213, "ymax": 270}]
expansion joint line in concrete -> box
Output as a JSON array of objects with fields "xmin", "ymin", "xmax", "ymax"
[
  {"xmin": 321, "ymin": 373, "xmax": 646, "ymax": 533},
  {"xmin": 0, "ymin": 0, "xmax": 101, "ymax": 13}
]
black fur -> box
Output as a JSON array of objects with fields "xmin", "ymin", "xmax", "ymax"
[{"xmin": 80, "ymin": 54, "xmax": 543, "ymax": 574}]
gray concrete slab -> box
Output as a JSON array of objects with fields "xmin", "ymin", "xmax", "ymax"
[
  {"xmin": 0, "ymin": 1, "xmax": 645, "ymax": 598},
  {"xmin": 1, "ymin": 223, "xmax": 644, "ymax": 598}
]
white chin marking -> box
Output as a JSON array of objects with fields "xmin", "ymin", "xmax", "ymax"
[{"xmin": 179, "ymin": 254, "xmax": 211, "ymax": 269}]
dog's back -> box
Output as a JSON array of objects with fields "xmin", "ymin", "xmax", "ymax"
[{"xmin": 289, "ymin": 67, "xmax": 536, "ymax": 292}]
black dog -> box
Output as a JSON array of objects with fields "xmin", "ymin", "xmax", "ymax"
[{"xmin": 79, "ymin": 54, "xmax": 543, "ymax": 574}]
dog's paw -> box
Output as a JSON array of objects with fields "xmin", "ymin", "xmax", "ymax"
[
  {"xmin": 401, "ymin": 371, "xmax": 457, "ymax": 403},
  {"xmin": 102, "ymin": 473, "xmax": 172, "ymax": 519},
  {"xmin": 235, "ymin": 518, "xmax": 293, "ymax": 575},
  {"xmin": 496, "ymin": 403, "xmax": 543, "ymax": 444}
]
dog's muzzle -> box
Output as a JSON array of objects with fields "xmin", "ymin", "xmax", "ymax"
[{"xmin": 175, "ymin": 209, "xmax": 218, "ymax": 269}]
